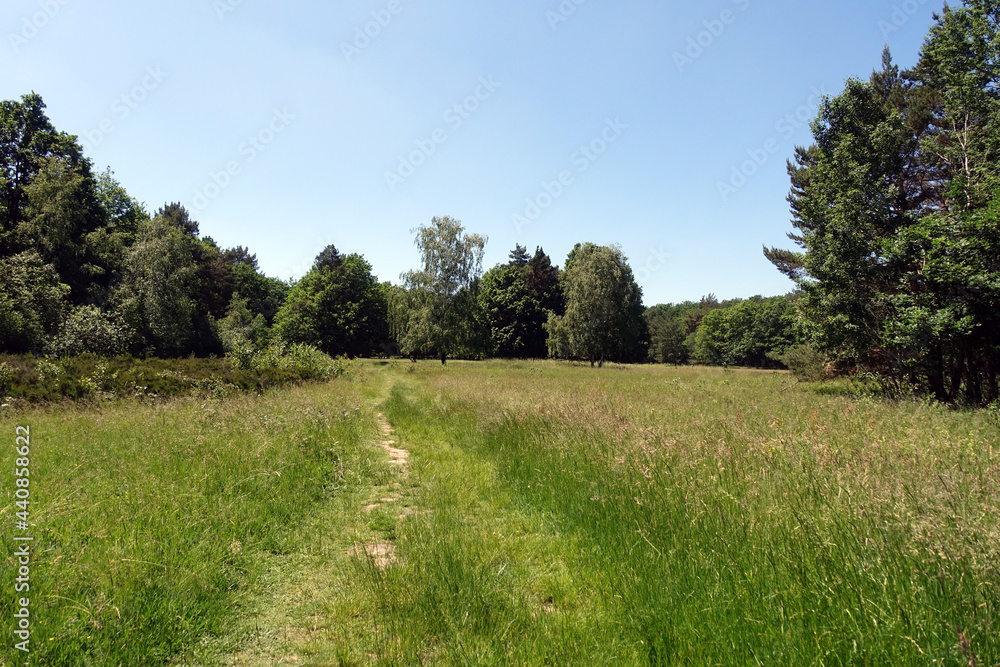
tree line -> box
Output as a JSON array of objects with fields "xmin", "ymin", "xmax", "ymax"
[
  {"xmin": 11, "ymin": 0, "xmax": 996, "ymax": 405},
  {"xmin": 0, "ymin": 98, "xmax": 799, "ymax": 369}
]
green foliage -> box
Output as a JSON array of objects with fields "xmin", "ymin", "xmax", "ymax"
[
  {"xmin": 238, "ymin": 339, "xmax": 350, "ymax": 381},
  {"xmin": 0, "ymin": 350, "xmax": 345, "ymax": 405},
  {"xmin": 0, "ymin": 93, "xmax": 90, "ymax": 256},
  {"xmin": 217, "ymin": 295, "xmax": 269, "ymax": 355},
  {"xmin": 94, "ymin": 167, "xmax": 147, "ymax": 246},
  {"xmin": 769, "ymin": 343, "xmax": 827, "ymax": 382},
  {"xmin": 399, "ymin": 216, "xmax": 487, "ymax": 363},
  {"xmin": 230, "ymin": 261, "xmax": 289, "ymax": 325},
  {"xmin": 22, "ymin": 156, "xmax": 108, "ymax": 303},
  {"xmin": 480, "ymin": 263, "xmax": 537, "ymax": 357},
  {"xmin": 115, "ymin": 216, "xmax": 198, "ymax": 357},
  {"xmin": 767, "ymin": 4, "xmax": 1000, "ymax": 404},
  {"xmin": 273, "ymin": 251, "xmax": 387, "ymax": 357},
  {"xmin": 545, "ymin": 243, "xmax": 648, "ymax": 366},
  {"xmin": 690, "ymin": 296, "xmax": 799, "ymax": 367},
  {"xmin": 478, "ymin": 246, "xmax": 561, "ymax": 359},
  {"xmin": 0, "ymin": 250, "xmax": 70, "ymax": 352},
  {"xmin": 645, "ymin": 302, "xmax": 699, "ymax": 365},
  {"xmin": 47, "ymin": 304, "xmax": 133, "ymax": 357}
]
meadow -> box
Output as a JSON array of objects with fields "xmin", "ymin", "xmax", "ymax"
[{"xmin": 2, "ymin": 361, "xmax": 998, "ymax": 665}]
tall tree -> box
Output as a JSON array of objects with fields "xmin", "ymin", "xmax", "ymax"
[
  {"xmin": 480, "ymin": 263, "xmax": 537, "ymax": 358},
  {"xmin": 545, "ymin": 243, "xmax": 648, "ymax": 366},
  {"xmin": 21, "ymin": 156, "xmax": 107, "ymax": 304},
  {"xmin": 766, "ymin": 2, "xmax": 1000, "ymax": 403},
  {"xmin": 0, "ymin": 250, "xmax": 69, "ymax": 352},
  {"xmin": 273, "ymin": 249, "xmax": 388, "ymax": 357},
  {"xmin": 155, "ymin": 202, "xmax": 199, "ymax": 237},
  {"xmin": 526, "ymin": 246, "xmax": 563, "ymax": 316},
  {"xmin": 645, "ymin": 302, "xmax": 697, "ymax": 365},
  {"xmin": 114, "ymin": 216, "xmax": 199, "ymax": 357},
  {"xmin": 399, "ymin": 216, "xmax": 486, "ymax": 364},
  {"xmin": 509, "ymin": 244, "xmax": 529, "ymax": 266},
  {"xmin": 478, "ymin": 245, "xmax": 562, "ymax": 358},
  {"xmin": 230, "ymin": 261, "xmax": 289, "ymax": 325},
  {"xmin": 690, "ymin": 296, "xmax": 799, "ymax": 368},
  {"xmin": 0, "ymin": 93, "xmax": 89, "ymax": 255}
]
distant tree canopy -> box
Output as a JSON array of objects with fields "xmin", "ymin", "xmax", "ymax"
[
  {"xmin": 479, "ymin": 246, "xmax": 562, "ymax": 358},
  {"xmin": 397, "ymin": 216, "xmax": 487, "ymax": 364},
  {"xmin": 0, "ymin": 95, "xmax": 858, "ymax": 380},
  {"xmin": 690, "ymin": 296, "xmax": 800, "ymax": 368},
  {"xmin": 545, "ymin": 243, "xmax": 648, "ymax": 366},
  {"xmin": 0, "ymin": 94, "xmax": 294, "ymax": 358},
  {"xmin": 273, "ymin": 245, "xmax": 388, "ymax": 357},
  {"xmin": 766, "ymin": 1, "xmax": 1000, "ymax": 404}
]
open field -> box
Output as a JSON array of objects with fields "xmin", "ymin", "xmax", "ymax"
[{"xmin": 3, "ymin": 361, "xmax": 999, "ymax": 665}]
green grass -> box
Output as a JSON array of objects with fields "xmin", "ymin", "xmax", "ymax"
[
  {"xmin": 0, "ymin": 371, "xmax": 384, "ymax": 666},
  {"xmin": 2, "ymin": 360, "xmax": 998, "ymax": 665},
  {"xmin": 361, "ymin": 361, "xmax": 1000, "ymax": 665}
]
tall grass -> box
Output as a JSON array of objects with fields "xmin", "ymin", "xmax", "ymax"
[
  {"xmin": 369, "ymin": 361, "xmax": 1000, "ymax": 665},
  {"xmin": 2, "ymin": 360, "xmax": 996, "ymax": 664},
  {"xmin": 0, "ymin": 376, "xmax": 375, "ymax": 665}
]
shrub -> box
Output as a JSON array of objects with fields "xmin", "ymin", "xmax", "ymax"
[
  {"xmin": 225, "ymin": 338, "xmax": 350, "ymax": 382},
  {"xmin": 0, "ymin": 361, "xmax": 11, "ymax": 395},
  {"xmin": 0, "ymin": 352, "xmax": 347, "ymax": 405},
  {"xmin": 47, "ymin": 305, "xmax": 133, "ymax": 357},
  {"xmin": 769, "ymin": 343, "xmax": 826, "ymax": 382}
]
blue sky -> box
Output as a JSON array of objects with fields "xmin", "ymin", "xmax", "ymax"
[{"xmin": 3, "ymin": 0, "xmax": 941, "ymax": 305}]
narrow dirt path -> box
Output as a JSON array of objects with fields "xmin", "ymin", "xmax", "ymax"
[
  {"xmin": 377, "ymin": 412, "xmax": 410, "ymax": 470},
  {"xmin": 356, "ymin": 412, "xmax": 421, "ymax": 569},
  {"xmin": 198, "ymin": 376, "xmax": 425, "ymax": 665}
]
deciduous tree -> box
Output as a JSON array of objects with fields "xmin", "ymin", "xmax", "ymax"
[
  {"xmin": 273, "ymin": 246, "xmax": 388, "ymax": 357},
  {"xmin": 545, "ymin": 243, "xmax": 648, "ymax": 366},
  {"xmin": 399, "ymin": 216, "xmax": 486, "ymax": 364}
]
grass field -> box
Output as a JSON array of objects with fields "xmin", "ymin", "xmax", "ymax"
[{"xmin": 2, "ymin": 361, "xmax": 998, "ymax": 665}]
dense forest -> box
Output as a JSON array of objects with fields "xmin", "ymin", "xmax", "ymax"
[{"xmin": 2, "ymin": 1, "xmax": 999, "ymax": 405}]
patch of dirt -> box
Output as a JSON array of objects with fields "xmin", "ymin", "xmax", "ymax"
[
  {"xmin": 378, "ymin": 414, "xmax": 410, "ymax": 470},
  {"xmin": 357, "ymin": 542, "xmax": 396, "ymax": 569},
  {"xmin": 352, "ymin": 413, "xmax": 421, "ymax": 569}
]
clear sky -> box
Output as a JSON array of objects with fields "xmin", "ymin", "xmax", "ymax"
[{"xmin": 3, "ymin": 0, "xmax": 942, "ymax": 305}]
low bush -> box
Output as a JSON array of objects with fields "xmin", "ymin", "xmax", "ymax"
[
  {"xmin": 768, "ymin": 343, "xmax": 826, "ymax": 382},
  {"xmin": 0, "ymin": 349, "xmax": 351, "ymax": 406}
]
